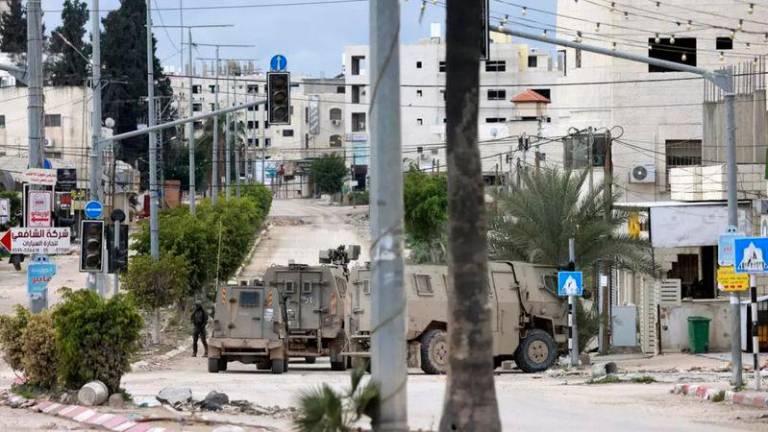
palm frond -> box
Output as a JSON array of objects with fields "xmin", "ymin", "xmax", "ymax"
[{"xmin": 295, "ymin": 384, "xmax": 344, "ymax": 432}]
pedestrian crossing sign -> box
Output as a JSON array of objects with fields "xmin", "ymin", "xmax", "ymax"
[{"xmin": 558, "ymin": 271, "xmax": 583, "ymax": 297}]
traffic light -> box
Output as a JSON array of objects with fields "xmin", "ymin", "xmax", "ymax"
[
  {"xmin": 80, "ymin": 220, "xmax": 104, "ymax": 272},
  {"xmin": 107, "ymin": 224, "xmax": 129, "ymax": 274},
  {"xmin": 268, "ymin": 72, "xmax": 291, "ymax": 125}
]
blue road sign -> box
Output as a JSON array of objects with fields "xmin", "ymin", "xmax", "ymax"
[
  {"xmin": 734, "ymin": 237, "xmax": 768, "ymax": 274},
  {"xmin": 270, "ymin": 54, "xmax": 287, "ymax": 71},
  {"xmin": 557, "ymin": 271, "xmax": 583, "ymax": 297},
  {"xmin": 84, "ymin": 200, "xmax": 103, "ymax": 219},
  {"xmin": 27, "ymin": 258, "xmax": 56, "ymax": 294},
  {"xmin": 718, "ymin": 230, "xmax": 744, "ymax": 266},
  {"xmin": 43, "ymin": 159, "xmax": 52, "ymax": 169}
]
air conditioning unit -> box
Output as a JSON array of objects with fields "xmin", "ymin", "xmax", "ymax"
[
  {"xmin": 629, "ymin": 164, "xmax": 656, "ymax": 184},
  {"xmin": 44, "ymin": 138, "xmax": 55, "ymax": 147},
  {"xmin": 331, "ymin": 119, "xmax": 341, "ymax": 127}
]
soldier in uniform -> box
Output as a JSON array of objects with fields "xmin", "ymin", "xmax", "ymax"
[{"xmin": 191, "ymin": 300, "xmax": 209, "ymax": 357}]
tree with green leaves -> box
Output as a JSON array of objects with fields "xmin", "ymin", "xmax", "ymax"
[
  {"xmin": 122, "ymin": 253, "xmax": 189, "ymax": 344},
  {"xmin": 0, "ymin": 0, "xmax": 26, "ymax": 57},
  {"xmin": 101, "ymin": 0, "xmax": 172, "ymax": 166},
  {"xmin": 46, "ymin": 0, "xmax": 91, "ymax": 86},
  {"xmin": 403, "ymin": 167, "xmax": 448, "ymax": 263},
  {"xmin": 311, "ymin": 154, "xmax": 347, "ymax": 195}
]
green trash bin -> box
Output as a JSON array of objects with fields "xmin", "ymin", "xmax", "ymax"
[{"xmin": 687, "ymin": 316, "xmax": 711, "ymax": 353}]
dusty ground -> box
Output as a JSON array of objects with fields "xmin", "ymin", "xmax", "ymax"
[{"xmin": 0, "ymin": 405, "xmax": 97, "ymax": 431}]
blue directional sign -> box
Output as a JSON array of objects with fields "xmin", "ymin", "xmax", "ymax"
[
  {"xmin": 557, "ymin": 271, "xmax": 583, "ymax": 297},
  {"xmin": 27, "ymin": 256, "xmax": 56, "ymax": 294},
  {"xmin": 270, "ymin": 54, "xmax": 287, "ymax": 72},
  {"xmin": 718, "ymin": 230, "xmax": 744, "ymax": 266},
  {"xmin": 84, "ymin": 200, "xmax": 103, "ymax": 219},
  {"xmin": 734, "ymin": 237, "xmax": 768, "ymax": 274}
]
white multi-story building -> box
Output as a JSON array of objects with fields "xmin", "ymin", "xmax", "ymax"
[
  {"xmin": 170, "ymin": 68, "xmax": 345, "ymax": 196},
  {"xmin": 343, "ymin": 24, "xmax": 562, "ymax": 187}
]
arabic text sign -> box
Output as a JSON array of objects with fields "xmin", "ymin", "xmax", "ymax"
[
  {"xmin": 22, "ymin": 168, "xmax": 57, "ymax": 186},
  {"xmin": 718, "ymin": 231, "xmax": 744, "ymax": 266},
  {"xmin": 27, "ymin": 261, "xmax": 56, "ymax": 294},
  {"xmin": 734, "ymin": 237, "xmax": 768, "ymax": 274},
  {"xmin": 0, "ymin": 227, "xmax": 71, "ymax": 254},
  {"xmin": 27, "ymin": 190, "xmax": 52, "ymax": 227},
  {"xmin": 717, "ymin": 265, "xmax": 750, "ymax": 292}
]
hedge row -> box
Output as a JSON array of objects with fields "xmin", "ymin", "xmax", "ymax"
[{"xmin": 130, "ymin": 183, "xmax": 272, "ymax": 301}]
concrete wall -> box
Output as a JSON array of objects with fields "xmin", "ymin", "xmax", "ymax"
[
  {"xmin": 660, "ymin": 300, "xmax": 731, "ymax": 352},
  {"xmin": 703, "ymin": 90, "xmax": 767, "ymax": 165}
]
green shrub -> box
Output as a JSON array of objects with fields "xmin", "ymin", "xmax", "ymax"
[
  {"xmin": 122, "ymin": 254, "xmax": 190, "ymax": 311},
  {"xmin": 53, "ymin": 290, "xmax": 143, "ymax": 393},
  {"xmin": 21, "ymin": 312, "xmax": 58, "ymax": 388},
  {"xmin": 0, "ymin": 305, "xmax": 31, "ymax": 371},
  {"xmin": 348, "ymin": 190, "xmax": 369, "ymax": 206},
  {"xmin": 241, "ymin": 183, "xmax": 273, "ymax": 216}
]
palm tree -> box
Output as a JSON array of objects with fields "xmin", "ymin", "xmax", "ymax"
[{"xmin": 488, "ymin": 168, "xmax": 655, "ymax": 276}]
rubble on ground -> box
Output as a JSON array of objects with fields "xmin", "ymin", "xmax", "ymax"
[
  {"xmin": 157, "ymin": 387, "xmax": 193, "ymax": 407},
  {"xmin": 152, "ymin": 389, "xmax": 296, "ymax": 419}
]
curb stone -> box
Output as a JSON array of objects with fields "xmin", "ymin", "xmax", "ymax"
[{"xmin": 673, "ymin": 383, "xmax": 768, "ymax": 408}]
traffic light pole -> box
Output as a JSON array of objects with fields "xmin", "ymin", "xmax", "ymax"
[
  {"xmin": 147, "ymin": 0, "xmax": 159, "ymax": 261},
  {"xmin": 490, "ymin": 24, "xmax": 741, "ymax": 386}
]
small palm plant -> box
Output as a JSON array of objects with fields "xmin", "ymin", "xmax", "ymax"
[{"xmin": 295, "ymin": 366, "xmax": 380, "ymax": 432}]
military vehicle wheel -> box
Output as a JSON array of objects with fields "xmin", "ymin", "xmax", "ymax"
[
  {"xmin": 218, "ymin": 357, "xmax": 227, "ymax": 371},
  {"xmin": 330, "ymin": 359, "xmax": 346, "ymax": 371},
  {"xmin": 256, "ymin": 359, "xmax": 271, "ymax": 370},
  {"xmin": 515, "ymin": 329, "xmax": 557, "ymax": 373},
  {"xmin": 420, "ymin": 329, "xmax": 448, "ymax": 374},
  {"xmin": 208, "ymin": 357, "xmax": 220, "ymax": 373},
  {"xmin": 305, "ymin": 357, "xmax": 316, "ymax": 364},
  {"xmin": 271, "ymin": 359, "xmax": 285, "ymax": 374}
]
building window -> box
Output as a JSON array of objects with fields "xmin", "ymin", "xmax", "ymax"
[
  {"xmin": 351, "ymin": 55, "xmax": 366, "ymax": 75},
  {"xmin": 716, "ymin": 37, "xmax": 733, "ymax": 50},
  {"xmin": 487, "ymin": 89, "xmax": 506, "ymax": 100},
  {"xmin": 416, "ymin": 61, "xmax": 422, "ymax": 69},
  {"xmin": 44, "ymin": 114, "xmax": 61, "ymax": 127},
  {"xmin": 264, "ymin": 121, "xmax": 269, "ymax": 129},
  {"xmin": 208, "ymin": 84, "xmax": 217, "ymax": 93},
  {"xmin": 329, "ymin": 108, "xmax": 342, "ymax": 123},
  {"xmin": 648, "ymin": 37, "xmax": 697, "ymax": 72},
  {"xmin": 665, "ymin": 139, "xmax": 702, "ymax": 188},
  {"xmin": 528, "ymin": 55, "xmax": 538, "ymax": 68},
  {"xmin": 305, "ymin": 133, "xmax": 310, "ymax": 148},
  {"xmin": 265, "ymin": 138, "xmax": 271, "ymax": 148},
  {"xmin": 193, "ymin": 121, "xmax": 203, "ymax": 131},
  {"xmin": 440, "ymin": 89, "xmax": 445, "ymax": 100},
  {"xmin": 352, "ymin": 112, "xmax": 366, "ymax": 132},
  {"xmin": 209, "ymin": 103, "xmax": 216, "ymax": 111},
  {"xmin": 532, "ymin": 88, "xmax": 551, "ymax": 99},
  {"xmin": 416, "ymin": 89, "xmax": 423, "ymax": 98},
  {"xmin": 417, "ymin": 118, "xmax": 423, "ymax": 126},
  {"xmin": 305, "ymin": 107, "xmax": 309, "ymax": 124},
  {"xmin": 248, "ymin": 104, "xmax": 258, "ymax": 112},
  {"xmin": 247, "ymin": 120, "xmax": 258, "ymax": 129},
  {"xmin": 248, "ymin": 138, "xmax": 259, "ymax": 147},
  {"xmin": 247, "ymin": 84, "xmax": 259, "ymax": 94},
  {"xmin": 192, "ymin": 103, "xmax": 202, "ymax": 112},
  {"xmin": 485, "ymin": 117, "xmax": 506, "ymax": 123},
  {"xmin": 439, "ymin": 61, "xmax": 446, "ymax": 72},
  {"xmin": 485, "ymin": 60, "xmax": 506, "ymax": 72},
  {"xmin": 330, "ymin": 134, "xmax": 342, "ymax": 147},
  {"xmin": 414, "ymin": 274, "xmax": 434, "ymax": 296},
  {"xmin": 336, "ymin": 86, "xmax": 346, "ymax": 94},
  {"xmin": 192, "ymin": 84, "xmax": 201, "ymax": 94},
  {"xmin": 0, "ymin": 115, "xmax": 6, "ymax": 128},
  {"xmin": 282, "ymin": 129, "xmax": 294, "ymax": 137},
  {"xmin": 575, "ymin": 48, "xmax": 582, "ymax": 68},
  {"xmin": 352, "ymin": 85, "xmax": 364, "ymax": 104}
]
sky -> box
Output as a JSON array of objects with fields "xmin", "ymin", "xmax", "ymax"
[{"xmin": 40, "ymin": 0, "xmax": 556, "ymax": 77}]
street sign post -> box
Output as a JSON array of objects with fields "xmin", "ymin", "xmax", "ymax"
[
  {"xmin": 270, "ymin": 54, "xmax": 287, "ymax": 71},
  {"xmin": 84, "ymin": 200, "xmax": 103, "ymax": 219},
  {"xmin": 27, "ymin": 255, "xmax": 56, "ymax": 295},
  {"xmin": 558, "ymin": 271, "xmax": 583, "ymax": 297},
  {"xmin": 734, "ymin": 237, "xmax": 768, "ymax": 274},
  {"xmin": 26, "ymin": 190, "xmax": 53, "ymax": 227},
  {"xmin": 0, "ymin": 227, "xmax": 71, "ymax": 254},
  {"xmin": 717, "ymin": 266, "xmax": 750, "ymax": 292}
]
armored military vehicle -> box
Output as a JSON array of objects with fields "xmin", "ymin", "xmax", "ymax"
[
  {"xmin": 263, "ymin": 245, "xmax": 361, "ymax": 370},
  {"xmin": 346, "ymin": 261, "xmax": 567, "ymax": 374},
  {"xmin": 207, "ymin": 280, "xmax": 288, "ymax": 374}
]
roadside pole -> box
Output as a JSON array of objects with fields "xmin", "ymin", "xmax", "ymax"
[
  {"xmin": 187, "ymin": 28, "xmax": 196, "ymax": 215},
  {"xmin": 225, "ymin": 62, "xmax": 231, "ymax": 200},
  {"xmin": 27, "ymin": 0, "xmax": 46, "ymax": 312},
  {"xmin": 491, "ymin": 24, "xmax": 742, "ymax": 388},
  {"xmin": 369, "ymin": 0, "xmax": 408, "ymax": 429},
  {"xmin": 212, "ymin": 47, "xmax": 220, "ymax": 204},
  {"xmin": 87, "ymin": 0, "xmax": 104, "ymax": 294},
  {"xmin": 113, "ymin": 215, "xmax": 121, "ymax": 294},
  {"xmin": 569, "ymin": 238, "xmax": 579, "ymax": 366},
  {"xmin": 146, "ymin": 0, "xmax": 159, "ymax": 260},
  {"xmin": 751, "ymin": 274, "xmax": 761, "ymax": 390}
]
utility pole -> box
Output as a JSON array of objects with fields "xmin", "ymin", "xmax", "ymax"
[
  {"xmin": 194, "ymin": 44, "xmax": 253, "ymax": 203},
  {"xmin": 601, "ymin": 133, "xmax": 614, "ymax": 355},
  {"xmin": 369, "ymin": 1, "xmax": 407, "ymax": 430},
  {"xmin": 490, "ymin": 23, "xmax": 742, "ymax": 388},
  {"xmin": 225, "ymin": 62, "xmax": 231, "ymax": 199},
  {"xmin": 27, "ymin": 0, "xmax": 46, "ymax": 312},
  {"xmin": 87, "ymin": 0, "xmax": 103, "ymax": 294},
  {"xmin": 146, "ymin": 0, "xmax": 159, "ymax": 260},
  {"xmin": 569, "ymin": 238, "xmax": 579, "ymax": 366}
]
